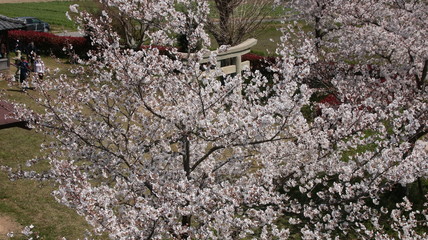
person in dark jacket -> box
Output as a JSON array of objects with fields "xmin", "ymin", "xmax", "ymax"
[{"xmin": 12, "ymin": 56, "xmax": 31, "ymax": 90}]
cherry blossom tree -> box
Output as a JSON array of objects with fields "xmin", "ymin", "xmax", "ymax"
[
  {"xmin": 5, "ymin": 0, "xmax": 428, "ymax": 239},
  {"xmin": 76, "ymin": 0, "xmax": 207, "ymax": 49},
  {"xmin": 284, "ymin": 0, "xmax": 428, "ymax": 87},
  {"xmin": 283, "ymin": 0, "xmax": 428, "ymax": 168}
]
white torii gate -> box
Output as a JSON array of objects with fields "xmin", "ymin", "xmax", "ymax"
[
  {"xmin": 199, "ymin": 38, "xmax": 258, "ymax": 75},
  {"xmin": 176, "ymin": 38, "xmax": 258, "ymax": 75}
]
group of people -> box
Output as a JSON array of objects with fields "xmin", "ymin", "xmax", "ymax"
[{"xmin": 12, "ymin": 41, "xmax": 45, "ymax": 91}]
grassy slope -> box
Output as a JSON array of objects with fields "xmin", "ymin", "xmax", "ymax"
[
  {"xmin": 0, "ymin": 57, "xmax": 106, "ymax": 239},
  {"xmin": 0, "ymin": 128, "xmax": 93, "ymax": 239},
  {"xmin": 251, "ymin": 23, "xmax": 284, "ymax": 55}
]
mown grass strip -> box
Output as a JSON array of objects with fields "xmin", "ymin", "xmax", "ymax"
[{"xmin": 0, "ymin": 1, "xmax": 97, "ymax": 31}]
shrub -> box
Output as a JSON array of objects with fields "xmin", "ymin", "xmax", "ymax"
[
  {"xmin": 8, "ymin": 30, "xmax": 90, "ymax": 58},
  {"xmin": 140, "ymin": 45, "xmax": 174, "ymax": 56},
  {"xmin": 242, "ymin": 53, "xmax": 276, "ymax": 73},
  {"xmin": 319, "ymin": 93, "xmax": 340, "ymax": 105}
]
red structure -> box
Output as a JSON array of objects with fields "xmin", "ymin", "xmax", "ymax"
[{"xmin": 0, "ymin": 100, "xmax": 29, "ymax": 129}]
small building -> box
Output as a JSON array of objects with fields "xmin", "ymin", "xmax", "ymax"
[{"xmin": 0, "ymin": 14, "xmax": 25, "ymax": 71}]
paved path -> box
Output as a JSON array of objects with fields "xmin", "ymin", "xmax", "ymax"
[{"xmin": 56, "ymin": 31, "xmax": 84, "ymax": 37}]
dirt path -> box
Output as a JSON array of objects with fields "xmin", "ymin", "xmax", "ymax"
[{"xmin": 0, "ymin": 215, "xmax": 22, "ymax": 239}]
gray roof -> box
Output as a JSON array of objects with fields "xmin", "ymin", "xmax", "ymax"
[{"xmin": 0, "ymin": 14, "xmax": 25, "ymax": 31}]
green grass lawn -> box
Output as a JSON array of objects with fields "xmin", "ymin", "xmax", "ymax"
[
  {"xmin": 0, "ymin": 128, "xmax": 94, "ymax": 239},
  {"xmin": 205, "ymin": 0, "xmax": 291, "ymax": 19},
  {"xmin": 251, "ymin": 22, "xmax": 285, "ymax": 55},
  {"xmin": 206, "ymin": 21, "xmax": 286, "ymax": 55},
  {"xmin": 0, "ymin": 56, "xmax": 107, "ymax": 239},
  {"xmin": 0, "ymin": 1, "xmax": 98, "ymax": 32}
]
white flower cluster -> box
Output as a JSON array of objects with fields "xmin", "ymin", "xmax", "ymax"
[{"xmin": 5, "ymin": 0, "xmax": 427, "ymax": 239}]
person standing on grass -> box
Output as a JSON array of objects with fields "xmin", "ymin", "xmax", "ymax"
[
  {"xmin": 14, "ymin": 39, "xmax": 20, "ymax": 53},
  {"xmin": 26, "ymin": 42, "xmax": 37, "ymax": 70},
  {"xmin": 33, "ymin": 55, "xmax": 45, "ymax": 80},
  {"xmin": 14, "ymin": 56, "xmax": 31, "ymax": 90}
]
